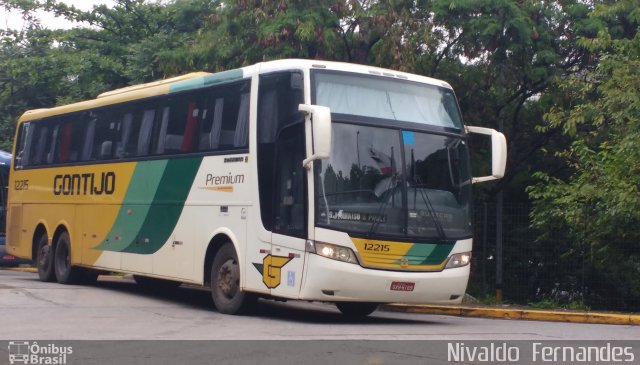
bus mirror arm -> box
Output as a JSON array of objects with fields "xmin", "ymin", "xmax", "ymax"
[
  {"xmin": 466, "ymin": 126, "xmax": 507, "ymax": 184},
  {"xmin": 299, "ymin": 104, "xmax": 332, "ymax": 169}
]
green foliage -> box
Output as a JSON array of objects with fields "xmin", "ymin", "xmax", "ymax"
[
  {"xmin": 0, "ymin": 0, "xmax": 219, "ymax": 150},
  {"xmin": 0, "ymin": 0, "xmax": 638, "ymax": 310},
  {"xmin": 529, "ymin": 298, "xmax": 590, "ymax": 311},
  {"xmin": 476, "ymin": 294, "xmax": 500, "ymax": 306},
  {"xmin": 529, "ymin": 0, "xmax": 640, "ymax": 310}
]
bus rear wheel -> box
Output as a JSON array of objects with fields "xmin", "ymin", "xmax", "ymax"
[
  {"xmin": 36, "ymin": 234, "xmax": 55, "ymax": 282},
  {"xmin": 210, "ymin": 242, "xmax": 256, "ymax": 314},
  {"xmin": 335, "ymin": 302, "xmax": 379, "ymax": 318},
  {"xmin": 53, "ymin": 231, "xmax": 85, "ymax": 284}
]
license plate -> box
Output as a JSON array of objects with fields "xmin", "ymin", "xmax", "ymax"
[{"xmin": 390, "ymin": 281, "xmax": 415, "ymax": 291}]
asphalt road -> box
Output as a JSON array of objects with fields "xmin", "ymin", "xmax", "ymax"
[
  {"xmin": 1, "ymin": 269, "xmax": 638, "ymax": 341},
  {"xmin": 2, "ymin": 269, "xmax": 640, "ymax": 365}
]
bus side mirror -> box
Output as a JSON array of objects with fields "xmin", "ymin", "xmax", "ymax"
[
  {"xmin": 466, "ymin": 126, "xmax": 507, "ymax": 183},
  {"xmin": 299, "ymin": 104, "xmax": 332, "ymax": 169}
]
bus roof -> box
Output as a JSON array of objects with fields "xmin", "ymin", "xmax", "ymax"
[{"xmin": 17, "ymin": 59, "xmax": 453, "ymax": 124}]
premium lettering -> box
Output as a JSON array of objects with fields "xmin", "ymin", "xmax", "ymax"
[
  {"xmin": 205, "ymin": 173, "xmax": 245, "ymax": 186},
  {"xmin": 53, "ymin": 172, "xmax": 115, "ymax": 196}
]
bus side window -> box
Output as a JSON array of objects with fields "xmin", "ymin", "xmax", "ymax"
[
  {"xmin": 137, "ymin": 108, "xmax": 156, "ymax": 156},
  {"xmin": 218, "ymin": 83, "xmax": 250, "ymax": 150},
  {"xmin": 91, "ymin": 111, "xmax": 119, "ymax": 160},
  {"xmin": 81, "ymin": 113, "xmax": 97, "ymax": 161},
  {"xmin": 198, "ymin": 96, "xmax": 224, "ymax": 151},
  {"xmin": 234, "ymin": 93, "xmax": 249, "ymax": 148},
  {"xmin": 55, "ymin": 116, "xmax": 83, "ymax": 163},
  {"xmin": 115, "ymin": 112, "xmax": 134, "ymax": 159},
  {"xmin": 30, "ymin": 124, "xmax": 50, "ymax": 165},
  {"xmin": 14, "ymin": 122, "xmax": 32, "ymax": 169},
  {"xmin": 180, "ymin": 101, "xmax": 199, "ymax": 153},
  {"xmin": 153, "ymin": 106, "xmax": 170, "ymax": 155},
  {"xmin": 158, "ymin": 93, "xmax": 203, "ymax": 156}
]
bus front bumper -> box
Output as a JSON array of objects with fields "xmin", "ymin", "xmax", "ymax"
[{"xmin": 299, "ymin": 253, "xmax": 469, "ymax": 304}]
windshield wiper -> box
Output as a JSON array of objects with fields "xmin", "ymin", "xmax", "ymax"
[
  {"xmin": 410, "ymin": 183, "xmax": 448, "ymax": 241},
  {"xmin": 410, "ymin": 148, "xmax": 447, "ymax": 241}
]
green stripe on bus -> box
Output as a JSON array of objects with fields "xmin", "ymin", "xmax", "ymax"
[
  {"xmin": 393, "ymin": 242, "xmax": 453, "ymax": 266},
  {"xmin": 95, "ymin": 160, "xmax": 168, "ymax": 251},
  {"xmin": 420, "ymin": 243, "xmax": 454, "ymax": 265},
  {"xmin": 122, "ymin": 157, "xmax": 202, "ymax": 254},
  {"xmin": 170, "ymin": 69, "xmax": 244, "ymax": 93}
]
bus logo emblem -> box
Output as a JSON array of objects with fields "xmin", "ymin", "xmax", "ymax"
[
  {"xmin": 400, "ymin": 257, "xmax": 409, "ymax": 267},
  {"xmin": 252, "ymin": 254, "xmax": 293, "ymax": 289}
]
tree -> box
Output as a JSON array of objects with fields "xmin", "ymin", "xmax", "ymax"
[
  {"xmin": 0, "ymin": 0, "xmax": 219, "ymax": 149},
  {"xmin": 529, "ymin": 0, "xmax": 640, "ymax": 310}
]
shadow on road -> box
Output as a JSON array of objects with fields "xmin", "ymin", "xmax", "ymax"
[{"xmin": 87, "ymin": 277, "xmax": 440, "ymax": 325}]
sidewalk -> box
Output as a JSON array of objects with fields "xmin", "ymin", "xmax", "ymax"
[{"xmin": 384, "ymin": 303, "xmax": 640, "ymax": 326}]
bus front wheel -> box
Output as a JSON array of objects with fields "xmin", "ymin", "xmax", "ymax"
[
  {"xmin": 210, "ymin": 242, "xmax": 256, "ymax": 314},
  {"xmin": 36, "ymin": 234, "xmax": 55, "ymax": 282},
  {"xmin": 335, "ymin": 302, "xmax": 379, "ymax": 318}
]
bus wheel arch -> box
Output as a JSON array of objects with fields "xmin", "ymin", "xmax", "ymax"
[
  {"xmin": 204, "ymin": 234, "xmax": 256, "ymax": 314},
  {"xmin": 203, "ymin": 233, "xmax": 232, "ymax": 287},
  {"xmin": 32, "ymin": 223, "xmax": 48, "ymax": 261},
  {"xmin": 51, "ymin": 224, "xmax": 70, "ymax": 253}
]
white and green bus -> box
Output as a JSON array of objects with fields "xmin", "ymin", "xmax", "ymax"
[{"xmin": 7, "ymin": 59, "xmax": 506, "ymax": 316}]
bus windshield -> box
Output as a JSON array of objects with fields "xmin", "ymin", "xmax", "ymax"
[
  {"xmin": 315, "ymin": 124, "xmax": 472, "ymax": 241},
  {"xmin": 314, "ymin": 72, "xmax": 463, "ymax": 129}
]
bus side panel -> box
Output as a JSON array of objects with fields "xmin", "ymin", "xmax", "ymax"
[
  {"xmin": 6, "ymin": 204, "xmax": 28, "ymax": 259},
  {"xmin": 8, "ymin": 163, "xmax": 136, "ymax": 269},
  {"xmin": 18, "ymin": 203, "xmax": 75, "ymax": 258},
  {"xmin": 151, "ymin": 204, "xmax": 198, "ymax": 280},
  {"xmin": 80, "ymin": 204, "xmax": 122, "ymax": 270},
  {"xmin": 177, "ymin": 154, "xmax": 253, "ymax": 285},
  {"xmin": 153, "ymin": 204, "xmax": 247, "ymax": 283}
]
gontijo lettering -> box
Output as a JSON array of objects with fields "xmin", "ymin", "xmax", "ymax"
[{"xmin": 53, "ymin": 172, "xmax": 116, "ymax": 195}]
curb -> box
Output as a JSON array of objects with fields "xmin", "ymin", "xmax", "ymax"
[
  {"xmin": 385, "ymin": 304, "xmax": 640, "ymax": 326},
  {"xmin": 2, "ymin": 267, "xmax": 37, "ymax": 273}
]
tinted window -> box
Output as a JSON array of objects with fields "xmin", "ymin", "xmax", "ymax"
[
  {"xmin": 257, "ymin": 71, "xmax": 305, "ymax": 232},
  {"xmin": 13, "ymin": 78, "xmax": 251, "ymax": 168},
  {"xmin": 155, "ymin": 81, "xmax": 250, "ymax": 155}
]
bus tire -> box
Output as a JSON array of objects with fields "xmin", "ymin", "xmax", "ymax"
[
  {"xmin": 335, "ymin": 302, "xmax": 379, "ymax": 318},
  {"xmin": 53, "ymin": 231, "xmax": 84, "ymax": 284},
  {"xmin": 36, "ymin": 233, "xmax": 56, "ymax": 282},
  {"xmin": 210, "ymin": 242, "xmax": 256, "ymax": 314}
]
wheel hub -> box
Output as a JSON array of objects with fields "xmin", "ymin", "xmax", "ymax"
[
  {"xmin": 39, "ymin": 245, "xmax": 50, "ymax": 267},
  {"xmin": 217, "ymin": 259, "xmax": 238, "ymax": 299}
]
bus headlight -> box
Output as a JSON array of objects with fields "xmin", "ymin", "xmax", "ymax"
[
  {"xmin": 306, "ymin": 241, "xmax": 358, "ymax": 264},
  {"xmin": 445, "ymin": 252, "xmax": 471, "ymax": 269}
]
